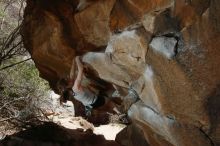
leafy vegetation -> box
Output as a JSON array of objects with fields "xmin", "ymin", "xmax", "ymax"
[
  {"xmin": 0, "ymin": 58, "xmax": 50, "ymax": 125},
  {"xmin": 1, "ymin": 58, "xmax": 49, "ymax": 99},
  {"xmin": 0, "ymin": 0, "xmax": 51, "ymax": 138}
]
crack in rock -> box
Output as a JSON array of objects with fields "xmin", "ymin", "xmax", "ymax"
[{"xmin": 149, "ymin": 35, "xmax": 179, "ymax": 59}]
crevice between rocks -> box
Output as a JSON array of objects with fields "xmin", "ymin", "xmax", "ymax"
[
  {"xmin": 199, "ymin": 128, "xmax": 215, "ymax": 146},
  {"xmin": 114, "ymin": 21, "xmax": 143, "ymax": 34}
]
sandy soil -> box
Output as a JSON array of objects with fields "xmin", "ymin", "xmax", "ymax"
[{"xmin": 49, "ymin": 92, "xmax": 126, "ymax": 140}]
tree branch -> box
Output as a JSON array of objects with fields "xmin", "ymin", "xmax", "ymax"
[
  {"xmin": 0, "ymin": 57, "xmax": 31, "ymax": 70},
  {"xmin": 0, "ymin": 96, "xmax": 26, "ymax": 111},
  {"xmin": 0, "ymin": 117, "xmax": 15, "ymax": 123}
]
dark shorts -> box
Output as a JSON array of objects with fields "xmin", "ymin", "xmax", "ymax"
[{"xmin": 90, "ymin": 92, "xmax": 106, "ymax": 108}]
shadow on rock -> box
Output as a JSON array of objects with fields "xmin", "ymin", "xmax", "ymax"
[{"xmin": 0, "ymin": 122, "xmax": 121, "ymax": 146}]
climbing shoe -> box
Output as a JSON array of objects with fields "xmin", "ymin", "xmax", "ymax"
[{"xmin": 85, "ymin": 105, "xmax": 93, "ymax": 117}]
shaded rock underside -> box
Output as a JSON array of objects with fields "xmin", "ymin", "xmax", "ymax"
[{"xmin": 0, "ymin": 122, "xmax": 120, "ymax": 146}]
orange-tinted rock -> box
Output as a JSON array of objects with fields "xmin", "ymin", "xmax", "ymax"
[
  {"xmin": 22, "ymin": 0, "xmax": 106, "ymax": 90},
  {"xmin": 109, "ymin": 0, "xmax": 135, "ymax": 32},
  {"xmin": 122, "ymin": 0, "xmax": 174, "ymax": 19},
  {"xmin": 22, "ymin": 0, "xmax": 220, "ymax": 145},
  {"xmin": 173, "ymin": 0, "xmax": 210, "ymax": 29},
  {"xmin": 22, "ymin": 0, "xmax": 77, "ymax": 89},
  {"xmin": 110, "ymin": 0, "xmax": 174, "ymax": 32},
  {"xmin": 74, "ymin": 0, "xmax": 116, "ymax": 47}
]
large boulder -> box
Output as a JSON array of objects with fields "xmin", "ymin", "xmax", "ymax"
[{"xmin": 21, "ymin": 0, "xmax": 220, "ymax": 145}]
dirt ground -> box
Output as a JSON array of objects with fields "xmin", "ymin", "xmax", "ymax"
[{"xmin": 47, "ymin": 92, "xmax": 126, "ymax": 140}]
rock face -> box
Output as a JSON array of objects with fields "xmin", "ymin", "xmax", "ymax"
[{"xmin": 22, "ymin": 0, "xmax": 220, "ymax": 146}]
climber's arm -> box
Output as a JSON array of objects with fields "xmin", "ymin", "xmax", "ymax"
[{"xmin": 73, "ymin": 56, "xmax": 84, "ymax": 90}]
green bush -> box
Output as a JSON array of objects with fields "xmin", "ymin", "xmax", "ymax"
[
  {"xmin": 1, "ymin": 58, "xmax": 49, "ymax": 98},
  {"xmin": 0, "ymin": 0, "xmax": 52, "ymax": 137},
  {"xmin": 0, "ymin": 58, "xmax": 51, "ymax": 133}
]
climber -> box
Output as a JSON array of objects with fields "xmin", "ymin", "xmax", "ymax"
[
  {"xmin": 58, "ymin": 56, "xmax": 140, "ymax": 123},
  {"xmin": 58, "ymin": 56, "xmax": 107, "ymax": 116}
]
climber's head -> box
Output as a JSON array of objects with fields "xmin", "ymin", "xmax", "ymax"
[{"xmin": 57, "ymin": 78, "xmax": 74, "ymax": 103}]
